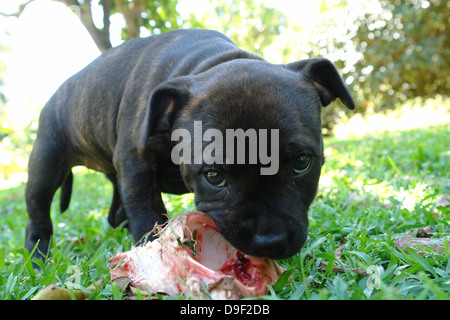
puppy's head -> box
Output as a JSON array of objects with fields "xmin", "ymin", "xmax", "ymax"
[{"xmin": 139, "ymin": 58, "xmax": 354, "ymax": 259}]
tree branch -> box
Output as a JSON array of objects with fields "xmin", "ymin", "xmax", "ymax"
[
  {"xmin": 57, "ymin": 0, "xmax": 78, "ymax": 7},
  {"xmin": 55, "ymin": 0, "xmax": 112, "ymax": 52},
  {"xmin": 113, "ymin": 0, "xmax": 146, "ymax": 39},
  {"xmin": 0, "ymin": 0, "xmax": 36, "ymax": 18},
  {"xmin": 101, "ymin": 0, "xmax": 111, "ymax": 34}
]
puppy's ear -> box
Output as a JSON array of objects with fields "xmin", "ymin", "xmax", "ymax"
[
  {"xmin": 286, "ymin": 58, "xmax": 355, "ymax": 110},
  {"xmin": 138, "ymin": 77, "xmax": 193, "ymax": 153}
]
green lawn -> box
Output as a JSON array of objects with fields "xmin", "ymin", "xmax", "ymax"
[{"xmin": 0, "ymin": 123, "xmax": 449, "ymax": 300}]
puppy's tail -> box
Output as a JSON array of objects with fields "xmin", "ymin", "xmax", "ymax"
[{"xmin": 60, "ymin": 170, "xmax": 73, "ymax": 213}]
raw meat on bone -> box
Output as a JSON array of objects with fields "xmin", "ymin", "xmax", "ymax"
[{"xmin": 109, "ymin": 212, "xmax": 285, "ymax": 299}]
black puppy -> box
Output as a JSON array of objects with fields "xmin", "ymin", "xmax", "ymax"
[{"xmin": 25, "ymin": 29, "xmax": 354, "ymax": 261}]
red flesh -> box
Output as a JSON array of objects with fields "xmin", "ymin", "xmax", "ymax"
[
  {"xmin": 218, "ymin": 251, "xmax": 262, "ymax": 286},
  {"xmin": 110, "ymin": 212, "xmax": 285, "ymax": 299}
]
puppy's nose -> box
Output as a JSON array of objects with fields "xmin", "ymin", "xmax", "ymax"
[{"xmin": 252, "ymin": 234, "xmax": 289, "ymax": 258}]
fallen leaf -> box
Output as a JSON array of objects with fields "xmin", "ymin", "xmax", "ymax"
[
  {"xmin": 111, "ymin": 276, "xmax": 132, "ymax": 292},
  {"xmin": 436, "ymin": 194, "xmax": 450, "ymax": 207},
  {"xmin": 87, "ymin": 277, "xmax": 104, "ymax": 291},
  {"xmin": 405, "ymin": 225, "xmax": 434, "ymax": 238},
  {"xmin": 416, "ymin": 226, "xmax": 434, "ymax": 238},
  {"xmin": 313, "ymin": 237, "xmax": 370, "ymax": 277},
  {"xmin": 334, "ymin": 237, "xmax": 348, "ymax": 260},
  {"xmin": 32, "ymin": 283, "xmax": 89, "ymax": 300},
  {"xmin": 395, "ymin": 235, "xmax": 445, "ymax": 256},
  {"xmin": 319, "ymin": 262, "xmax": 369, "ymax": 277}
]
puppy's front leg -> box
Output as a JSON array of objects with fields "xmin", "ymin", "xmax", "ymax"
[{"xmin": 114, "ymin": 152, "xmax": 168, "ymax": 243}]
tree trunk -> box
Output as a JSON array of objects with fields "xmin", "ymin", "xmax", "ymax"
[
  {"xmin": 112, "ymin": 0, "xmax": 146, "ymax": 39},
  {"xmin": 58, "ymin": 0, "xmax": 112, "ymax": 52}
]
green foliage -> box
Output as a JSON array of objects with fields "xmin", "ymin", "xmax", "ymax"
[
  {"xmin": 273, "ymin": 123, "xmax": 450, "ymax": 300},
  {"xmin": 185, "ymin": 0, "xmax": 287, "ymax": 57},
  {"xmin": 110, "ymin": 0, "xmax": 182, "ymax": 38},
  {"xmin": 0, "ymin": 118, "xmax": 448, "ymax": 299},
  {"xmin": 2, "ymin": 0, "xmax": 447, "ymax": 130},
  {"xmin": 270, "ymin": 0, "xmax": 449, "ymax": 129},
  {"xmin": 348, "ymin": 0, "xmax": 449, "ymax": 108},
  {"xmin": 137, "ymin": 0, "xmax": 181, "ymax": 35},
  {"xmin": 0, "ymin": 4, "xmax": 449, "ymax": 299},
  {"xmin": 213, "ymin": 0, "xmax": 286, "ymax": 56}
]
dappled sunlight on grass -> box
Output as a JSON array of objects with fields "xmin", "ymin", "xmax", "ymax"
[
  {"xmin": 317, "ymin": 122, "xmax": 449, "ymax": 236},
  {"xmin": 162, "ymin": 193, "xmax": 195, "ymax": 216},
  {"xmin": 320, "ymin": 168, "xmax": 435, "ymax": 212},
  {"xmin": 333, "ymin": 96, "xmax": 449, "ymax": 140},
  {"xmin": 0, "ymin": 102, "xmax": 449, "ymax": 299}
]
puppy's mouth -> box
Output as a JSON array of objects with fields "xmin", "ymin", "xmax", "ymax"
[{"xmin": 201, "ymin": 210, "xmax": 306, "ymax": 260}]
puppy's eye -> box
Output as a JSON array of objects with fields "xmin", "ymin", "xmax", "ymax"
[
  {"xmin": 204, "ymin": 170, "xmax": 226, "ymax": 187},
  {"xmin": 294, "ymin": 154, "xmax": 311, "ymax": 175}
]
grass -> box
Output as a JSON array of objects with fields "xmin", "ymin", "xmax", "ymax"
[
  {"xmin": 279, "ymin": 123, "xmax": 450, "ymax": 300},
  {"xmin": 0, "ymin": 121, "xmax": 449, "ymax": 300}
]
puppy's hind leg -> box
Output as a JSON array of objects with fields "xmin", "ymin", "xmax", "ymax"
[
  {"xmin": 105, "ymin": 173, "xmax": 128, "ymax": 228},
  {"xmin": 25, "ymin": 131, "xmax": 72, "ymax": 262}
]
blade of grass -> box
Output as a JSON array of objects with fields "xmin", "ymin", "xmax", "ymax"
[
  {"xmin": 273, "ymin": 269, "xmax": 293, "ymax": 292},
  {"xmin": 419, "ymin": 272, "xmax": 450, "ymax": 299},
  {"xmin": 0, "ymin": 246, "xmax": 5, "ymax": 271},
  {"xmin": 289, "ymin": 275, "xmax": 314, "ymax": 300},
  {"xmin": 3, "ymin": 273, "xmax": 18, "ymax": 299},
  {"xmin": 390, "ymin": 263, "xmax": 423, "ymax": 286},
  {"xmin": 406, "ymin": 247, "xmax": 438, "ymax": 278}
]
